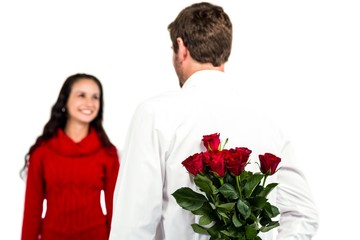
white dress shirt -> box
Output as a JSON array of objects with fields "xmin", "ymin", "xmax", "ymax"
[{"xmin": 110, "ymin": 70, "xmax": 319, "ymax": 240}]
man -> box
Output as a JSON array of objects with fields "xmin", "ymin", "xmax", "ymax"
[{"xmin": 110, "ymin": 2, "xmax": 319, "ymax": 239}]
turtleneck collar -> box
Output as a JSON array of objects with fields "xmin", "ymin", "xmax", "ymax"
[{"xmin": 47, "ymin": 128, "xmax": 102, "ymax": 157}]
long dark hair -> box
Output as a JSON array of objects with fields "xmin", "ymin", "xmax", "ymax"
[{"xmin": 20, "ymin": 73, "xmax": 114, "ymax": 179}]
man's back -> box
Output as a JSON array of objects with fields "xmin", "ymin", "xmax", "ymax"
[{"xmin": 110, "ymin": 70, "xmax": 318, "ymax": 239}]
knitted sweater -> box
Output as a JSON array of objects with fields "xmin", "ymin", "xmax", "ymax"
[{"xmin": 21, "ymin": 128, "xmax": 120, "ymax": 239}]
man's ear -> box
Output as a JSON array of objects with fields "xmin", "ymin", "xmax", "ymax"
[{"xmin": 176, "ymin": 37, "xmax": 188, "ymax": 62}]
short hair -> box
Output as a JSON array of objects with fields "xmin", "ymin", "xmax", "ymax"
[{"xmin": 168, "ymin": 2, "xmax": 232, "ymax": 67}]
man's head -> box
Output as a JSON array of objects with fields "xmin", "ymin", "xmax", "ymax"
[{"xmin": 168, "ymin": 2, "xmax": 232, "ymax": 86}]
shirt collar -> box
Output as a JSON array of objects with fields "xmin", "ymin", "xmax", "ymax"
[{"xmin": 182, "ymin": 70, "xmax": 226, "ymax": 89}]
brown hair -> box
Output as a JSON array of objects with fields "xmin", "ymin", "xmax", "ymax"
[{"xmin": 168, "ymin": 2, "xmax": 232, "ymax": 67}]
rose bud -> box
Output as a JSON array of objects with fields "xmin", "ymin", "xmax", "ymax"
[{"xmin": 259, "ymin": 153, "xmax": 281, "ymax": 175}]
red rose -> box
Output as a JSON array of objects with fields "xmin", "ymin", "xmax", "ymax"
[
  {"xmin": 203, "ymin": 150, "xmax": 226, "ymax": 177},
  {"xmin": 225, "ymin": 147, "xmax": 252, "ymax": 176},
  {"xmin": 202, "ymin": 133, "xmax": 221, "ymax": 151},
  {"xmin": 259, "ymin": 153, "xmax": 281, "ymax": 175},
  {"xmin": 182, "ymin": 152, "xmax": 204, "ymax": 176}
]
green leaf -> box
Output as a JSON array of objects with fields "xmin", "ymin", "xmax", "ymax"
[
  {"xmin": 199, "ymin": 214, "xmax": 213, "ymax": 225},
  {"xmin": 224, "ymin": 172, "xmax": 236, "ymax": 184},
  {"xmin": 216, "ymin": 202, "xmax": 236, "ymax": 211},
  {"xmin": 237, "ymin": 199, "xmax": 251, "ymax": 219},
  {"xmin": 263, "ymin": 202, "xmax": 280, "ymax": 218},
  {"xmin": 252, "ymin": 185, "xmax": 264, "ymax": 196},
  {"xmin": 250, "ymin": 196, "xmax": 267, "ymax": 209},
  {"xmin": 207, "ymin": 222, "xmax": 225, "ymax": 238},
  {"xmin": 260, "ymin": 182, "xmax": 278, "ymax": 197},
  {"xmin": 217, "ymin": 207, "xmax": 231, "ymax": 220},
  {"xmin": 219, "ymin": 183, "xmax": 239, "ymax": 200},
  {"xmin": 260, "ymin": 221, "xmax": 280, "ymax": 232},
  {"xmin": 172, "ymin": 187, "xmax": 208, "ymax": 211},
  {"xmin": 259, "ymin": 214, "xmax": 271, "ymax": 226},
  {"xmin": 192, "ymin": 201, "xmax": 214, "ymax": 216},
  {"xmin": 191, "ymin": 223, "xmax": 209, "ymax": 235},
  {"xmin": 270, "ymin": 205, "xmax": 280, "ymax": 218},
  {"xmin": 232, "ymin": 212, "xmax": 243, "ymax": 227},
  {"xmin": 249, "ymin": 212, "xmax": 259, "ymax": 223},
  {"xmin": 245, "ymin": 225, "xmax": 258, "ymax": 239},
  {"xmin": 244, "ymin": 173, "xmax": 263, "ymax": 198},
  {"xmin": 220, "ymin": 229, "xmax": 239, "ymax": 238},
  {"xmin": 223, "ymin": 226, "xmax": 246, "ymax": 238},
  {"xmin": 194, "ymin": 174, "xmax": 219, "ymax": 195}
]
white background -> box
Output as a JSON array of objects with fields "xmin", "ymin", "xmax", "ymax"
[{"xmin": 1, "ymin": 0, "xmax": 359, "ymax": 239}]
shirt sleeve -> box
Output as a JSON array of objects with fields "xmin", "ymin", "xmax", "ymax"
[
  {"xmin": 276, "ymin": 140, "xmax": 320, "ymax": 239},
  {"xmin": 110, "ymin": 103, "xmax": 164, "ymax": 240},
  {"xmin": 104, "ymin": 147, "xmax": 120, "ymax": 235},
  {"xmin": 21, "ymin": 148, "xmax": 45, "ymax": 240}
]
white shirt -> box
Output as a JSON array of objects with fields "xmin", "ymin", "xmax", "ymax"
[{"xmin": 110, "ymin": 70, "xmax": 319, "ymax": 240}]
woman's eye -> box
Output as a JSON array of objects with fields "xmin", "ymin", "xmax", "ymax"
[{"xmin": 92, "ymin": 95, "xmax": 99, "ymax": 100}]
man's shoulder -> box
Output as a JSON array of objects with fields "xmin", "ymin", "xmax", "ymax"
[{"xmin": 137, "ymin": 89, "xmax": 184, "ymax": 110}]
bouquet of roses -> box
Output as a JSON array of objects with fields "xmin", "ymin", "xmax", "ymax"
[{"xmin": 172, "ymin": 133, "xmax": 281, "ymax": 240}]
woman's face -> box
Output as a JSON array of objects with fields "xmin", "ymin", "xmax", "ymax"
[{"xmin": 66, "ymin": 78, "xmax": 100, "ymax": 127}]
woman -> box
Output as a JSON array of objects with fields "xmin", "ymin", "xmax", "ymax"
[{"xmin": 21, "ymin": 73, "xmax": 120, "ymax": 240}]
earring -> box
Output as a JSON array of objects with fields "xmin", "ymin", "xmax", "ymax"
[{"xmin": 61, "ymin": 107, "xmax": 66, "ymax": 112}]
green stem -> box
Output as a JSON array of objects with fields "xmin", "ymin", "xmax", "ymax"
[
  {"xmin": 219, "ymin": 177, "xmax": 224, "ymax": 186},
  {"xmin": 210, "ymin": 194, "xmax": 216, "ymax": 205},
  {"xmin": 236, "ymin": 175, "xmax": 243, "ymax": 199},
  {"xmin": 262, "ymin": 174, "xmax": 268, "ymax": 186}
]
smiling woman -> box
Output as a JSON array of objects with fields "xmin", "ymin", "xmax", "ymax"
[
  {"xmin": 20, "ymin": 73, "xmax": 120, "ymax": 240},
  {"xmin": 65, "ymin": 78, "xmax": 101, "ymax": 141}
]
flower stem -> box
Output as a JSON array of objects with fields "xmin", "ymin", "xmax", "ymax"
[
  {"xmin": 219, "ymin": 177, "xmax": 224, "ymax": 186},
  {"xmin": 210, "ymin": 194, "xmax": 216, "ymax": 205},
  {"xmin": 236, "ymin": 175, "xmax": 243, "ymax": 199},
  {"xmin": 262, "ymin": 174, "xmax": 268, "ymax": 186}
]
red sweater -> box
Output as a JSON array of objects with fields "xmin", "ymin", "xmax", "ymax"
[{"xmin": 21, "ymin": 128, "xmax": 120, "ymax": 240}]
